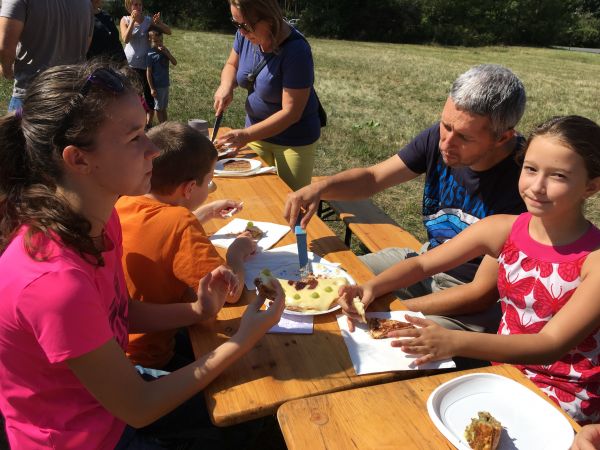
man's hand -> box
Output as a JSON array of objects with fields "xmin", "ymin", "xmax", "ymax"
[
  {"xmin": 152, "ymin": 12, "xmax": 162, "ymax": 25},
  {"xmin": 283, "ymin": 182, "xmax": 323, "ymax": 228}
]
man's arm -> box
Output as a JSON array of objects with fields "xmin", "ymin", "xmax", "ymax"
[
  {"xmin": 0, "ymin": 17, "xmax": 23, "ymax": 79},
  {"xmin": 284, "ymin": 154, "xmax": 419, "ymax": 228}
]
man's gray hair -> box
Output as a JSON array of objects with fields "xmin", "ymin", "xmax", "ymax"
[{"xmin": 450, "ymin": 64, "xmax": 526, "ymax": 137}]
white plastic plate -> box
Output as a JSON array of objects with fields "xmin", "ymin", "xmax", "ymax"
[{"xmin": 427, "ymin": 373, "xmax": 575, "ymax": 450}]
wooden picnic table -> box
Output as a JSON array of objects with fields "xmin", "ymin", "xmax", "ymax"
[
  {"xmin": 277, "ymin": 364, "xmax": 581, "ymax": 450},
  {"xmin": 188, "ymin": 129, "xmax": 431, "ymax": 426}
]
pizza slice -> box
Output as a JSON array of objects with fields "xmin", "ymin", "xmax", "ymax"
[
  {"xmin": 368, "ymin": 317, "xmax": 415, "ymax": 339},
  {"xmin": 464, "ymin": 411, "xmax": 502, "ymax": 450},
  {"xmin": 255, "ymin": 269, "xmax": 348, "ymax": 312},
  {"xmin": 222, "ymin": 159, "xmax": 251, "ymax": 172},
  {"xmin": 244, "ymin": 221, "xmax": 264, "ymax": 240}
]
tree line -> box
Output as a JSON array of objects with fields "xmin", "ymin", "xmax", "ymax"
[{"xmin": 106, "ymin": 0, "xmax": 600, "ymax": 47}]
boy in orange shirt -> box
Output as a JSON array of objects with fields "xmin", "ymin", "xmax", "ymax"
[{"xmin": 116, "ymin": 121, "xmax": 255, "ymax": 371}]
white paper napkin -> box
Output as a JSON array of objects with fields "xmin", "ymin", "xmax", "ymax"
[
  {"xmin": 268, "ymin": 312, "xmax": 313, "ymax": 334},
  {"xmin": 209, "ymin": 218, "xmax": 290, "ymax": 252},
  {"xmin": 242, "ymin": 243, "xmax": 341, "ymax": 289},
  {"xmin": 337, "ymin": 311, "xmax": 456, "ymax": 374}
]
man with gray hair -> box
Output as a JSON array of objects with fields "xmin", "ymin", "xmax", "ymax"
[{"xmin": 284, "ymin": 64, "xmax": 527, "ymax": 332}]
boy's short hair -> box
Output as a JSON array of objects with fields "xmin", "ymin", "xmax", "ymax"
[{"xmin": 147, "ymin": 122, "xmax": 218, "ymax": 195}]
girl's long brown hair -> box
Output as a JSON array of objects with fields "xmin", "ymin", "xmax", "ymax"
[{"xmin": 0, "ymin": 62, "xmax": 137, "ymax": 265}]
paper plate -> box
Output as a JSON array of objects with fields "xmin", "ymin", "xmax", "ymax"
[
  {"xmin": 215, "ymin": 158, "xmax": 261, "ymax": 173},
  {"xmin": 273, "ymin": 262, "xmax": 356, "ymax": 316},
  {"xmin": 427, "ymin": 373, "xmax": 575, "ymax": 450}
]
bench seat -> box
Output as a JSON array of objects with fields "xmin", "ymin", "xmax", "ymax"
[{"xmin": 312, "ymin": 177, "xmax": 421, "ymax": 253}]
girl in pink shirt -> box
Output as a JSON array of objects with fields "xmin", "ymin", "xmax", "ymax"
[
  {"xmin": 340, "ymin": 115, "xmax": 600, "ymax": 424},
  {"xmin": 0, "ymin": 62, "xmax": 284, "ymax": 449}
]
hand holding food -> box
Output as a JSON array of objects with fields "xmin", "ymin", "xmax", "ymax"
[{"xmin": 337, "ymin": 284, "xmax": 375, "ymax": 331}]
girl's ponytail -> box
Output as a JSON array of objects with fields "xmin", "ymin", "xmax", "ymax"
[{"xmin": 0, "ymin": 113, "xmax": 30, "ymax": 253}]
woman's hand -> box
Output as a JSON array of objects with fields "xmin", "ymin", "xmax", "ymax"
[
  {"xmin": 237, "ymin": 281, "xmax": 286, "ymax": 340},
  {"xmin": 213, "ymin": 85, "xmax": 234, "ymax": 116},
  {"xmin": 215, "ymin": 129, "xmax": 251, "ymax": 151},
  {"xmin": 388, "ymin": 315, "xmax": 458, "ymax": 366},
  {"xmin": 337, "ymin": 284, "xmax": 375, "ymax": 331},
  {"xmin": 193, "ymin": 266, "xmax": 239, "ymax": 322},
  {"xmin": 571, "ymin": 424, "xmax": 600, "ymax": 450}
]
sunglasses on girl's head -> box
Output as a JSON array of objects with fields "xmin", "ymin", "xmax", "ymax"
[
  {"xmin": 231, "ymin": 18, "xmax": 254, "ymax": 33},
  {"xmin": 55, "ymin": 68, "xmax": 125, "ymax": 141},
  {"xmin": 80, "ymin": 68, "xmax": 125, "ymax": 96}
]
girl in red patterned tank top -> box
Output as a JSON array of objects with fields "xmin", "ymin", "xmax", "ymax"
[{"xmin": 340, "ymin": 115, "xmax": 600, "ymax": 424}]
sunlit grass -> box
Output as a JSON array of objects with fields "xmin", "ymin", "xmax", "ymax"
[{"xmin": 1, "ymin": 31, "xmax": 598, "ymax": 242}]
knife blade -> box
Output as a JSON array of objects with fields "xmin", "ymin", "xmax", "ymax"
[
  {"xmin": 295, "ymin": 214, "xmax": 311, "ymax": 277},
  {"xmin": 211, "ymin": 113, "xmax": 223, "ymax": 142}
]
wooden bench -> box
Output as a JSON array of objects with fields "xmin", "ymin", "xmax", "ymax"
[{"xmin": 312, "ymin": 177, "xmax": 422, "ymax": 253}]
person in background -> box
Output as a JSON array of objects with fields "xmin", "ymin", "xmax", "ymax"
[
  {"xmin": 87, "ymin": 0, "xmax": 127, "ymax": 63},
  {"xmin": 116, "ymin": 121, "xmax": 254, "ymax": 371},
  {"xmin": 213, "ymin": 0, "xmax": 321, "ymax": 191},
  {"xmin": 0, "ymin": 61, "xmax": 284, "ymax": 449},
  {"xmin": 340, "ymin": 115, "xmax": 600, "ymax": 425},
  {"xmin": 120, "ymin": 0, "xmax": 171, "ymax": 128},
  {"xmin": 0, "ymin": 0, "xmax": 93, "ymax": 111},
  {"xmin": 285, "ymin": 64, "xmax": 527, "ymax": 332},
  {"xmin": 146, "ymin": 28, "xmax": 177, "ymax": 124},
  {"xmin": 572, "ymin": 424, "xmax": 600, "ymax": 450}
]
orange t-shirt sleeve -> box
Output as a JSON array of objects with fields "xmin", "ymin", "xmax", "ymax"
[{"xmin": 172, "ymin": 217, "xmax": 224, "ymax": 291}]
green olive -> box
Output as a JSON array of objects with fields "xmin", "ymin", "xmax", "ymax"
[
  {"xmin": 324, "ymin": 286, "xmax": 333, "ymax": 292},
  {"xmin": 311, "ymin": 292, "xmax": 320, "ymax": 298},
  {"xmin": 293, "ymin": 294, "xmax": 301, "ymax": 300}
]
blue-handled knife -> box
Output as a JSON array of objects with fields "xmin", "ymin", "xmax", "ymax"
[{"xmin": 295, "ymin": 214, "xmax": 311, "ymax": 276}]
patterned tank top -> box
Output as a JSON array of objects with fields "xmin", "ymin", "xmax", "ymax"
[{"xmin": 497, "ymin": 213, "xmax": 600, "ymax": 424}]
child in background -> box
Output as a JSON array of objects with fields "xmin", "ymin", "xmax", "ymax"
[
  {"xmin": 0, "ymin": 62, "xmax": 284, "ymax": 449},
  {"xmin": 116, "ymin": 121, "xmax": 253, "ymax": 371},
  {"xmin": 146, "ymin": 28, "xmax": 177, "ymax": 124},
  {"xmin": 120, "ymin": 0, "xmax": 171, "ymax": 128},
  {"xmin": 340, "ymin": 115, "xmax": 600, "ymax": 424}
]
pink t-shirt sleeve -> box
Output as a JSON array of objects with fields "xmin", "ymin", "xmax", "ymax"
[{"xmin": 17, "ymin": 269, "xmax": 115, "ymax": 363}]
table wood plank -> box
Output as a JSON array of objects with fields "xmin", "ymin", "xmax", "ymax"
[
  {"xmin": 189, "ymin": 142, "xmax": 431, "ymax": 426},
  {"xmin": 277, "ymin": 364, "xmax": 580, "ymax": 450}
]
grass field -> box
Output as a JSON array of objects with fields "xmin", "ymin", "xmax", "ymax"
[{"xmin": 2, "ymin": 30, "xmax": 599, "ymax": 243}]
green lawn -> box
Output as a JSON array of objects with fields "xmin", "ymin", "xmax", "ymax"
[{"xmin": 2, "ymin": 30, "xmax": 599, "ymax": 243}]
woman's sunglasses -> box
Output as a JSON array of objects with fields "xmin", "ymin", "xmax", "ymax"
[{"xmin": 231, "ymin": 18, "xmax": 254, "ymax": 33}]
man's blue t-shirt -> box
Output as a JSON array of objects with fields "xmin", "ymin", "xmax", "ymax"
[
  {"xmin": 146, "ymin": 50, "xmax": 169, "ymax": 88},
  {"xmin": 398, "ymin": 123, "xmax": 526, "ymax": 282},
  {"xmin": 233, "ymin": 28, "xmax": 320, "ymax": 146}
]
